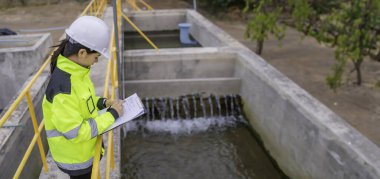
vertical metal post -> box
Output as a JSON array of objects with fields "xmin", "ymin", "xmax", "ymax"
[
  {"xmin": 193, "ymin": 0, "xmax": 197, "ymax": 11},
  {"xmin": 25, "ymin": 91, "xmax": 48, "ymax": 172},
  {"xmin": 112, "ymin": 0, "xmax": 123, "ymax": 99},
  {"xmin": 117, "ymin": 0, "xmax": 125, "ymax": 99},
  {"xmin": 91, "ymin": 136, "xmax": 102, "ymax": 179}
]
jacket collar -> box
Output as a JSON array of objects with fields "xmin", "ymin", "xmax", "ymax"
[{"xmin": 57, "ymin": 54, "xmax": 90, "ymax": 77}]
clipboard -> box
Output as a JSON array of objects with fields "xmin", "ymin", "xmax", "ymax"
[{"xmin": 102, "ymin": 93, "xmax": 145, "ymax": 134}]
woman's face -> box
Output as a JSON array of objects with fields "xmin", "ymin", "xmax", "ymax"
[{"xmin": 77, "ymin": 49, "xmax": 101, "ymax": 68}]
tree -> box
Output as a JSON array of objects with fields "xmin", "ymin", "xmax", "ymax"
[
  {"xmin": 244, "ymin": 0, "xmax": 380, "ymax": 90},
  {"xmin": 316, "ymin": 0, "xmax": 380, "ymax": 89},
  {"xmin": 244, "ymin": 0, "xmax": 285, "ymax": 54},
  {"xmin": 287, "ymin": 0, "xmax": 315, "ymax": 36}
]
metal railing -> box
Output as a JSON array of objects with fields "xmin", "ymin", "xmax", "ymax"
[
  {"xmin": 126, "ymin": 0, "xmax": 154, "ymax": 11},
  {"xmin": 127, "ymin": 0, "xmax": 140, "ymax": 11},
  {"xmin": 121, "ymin": 11, "xmax": 158, "ymax": 49},
  {"xmin": 92, "ymin": 0, "xmax": 157, "ymax": 177},
  {"xmin": 1, "ymin": 58, "xmax": 50, "ymax": 179},
  {"xmin": 0, "ymin": 0, "xmax": 106, "ymax": 178},
  {"xmin": 123, "ymin": 0, "xmax": 158, "ymax": 49},
  {"xmin": 82, "ymin": 0, "xmax": 108, "ymax": 17},
  {"xmin": 139, "ymin": 0, "xmax": 154, "ymax": 10},
  {"xmin": 82, "ymin": 1, "xmax": 117, "ymax": 178},
  {"xmin": 91, "ymin": 1, "xmax": 120, "ymax": 177},
  {"xmin": 91, "ymin": 24, "xmax": 119, "ymax": 179},
  {"xmin": 0, "ymin": 0, "xmax": 155, "ymax": 178}
]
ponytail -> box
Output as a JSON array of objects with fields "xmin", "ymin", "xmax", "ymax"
[
  {"xmin": 50, "ymin": 39, "xmax": 68, "ymax": 74},
  {"xmin": 50, "ymin": 36, "xmax": 97, "ymax": 74}
]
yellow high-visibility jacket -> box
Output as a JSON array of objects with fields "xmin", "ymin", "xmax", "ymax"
[{"xmin": 42, "ymin": 55, "xmax": 118, "ymax": 173}]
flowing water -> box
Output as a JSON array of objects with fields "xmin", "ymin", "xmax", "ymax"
[{"xmin": 120, "ymin": 94, "xmax": 288, "ymax": 179}]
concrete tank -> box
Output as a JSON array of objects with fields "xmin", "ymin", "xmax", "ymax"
[
  {"xmin": 0, "ymin": 33, "xmax": 51, "ymax": 110},
  {"xmin": 0, "ymin": 33, "xmax": 51, "ymax": 179},
  {"xmin": 121, "ymin": 9, "xmax": 380, "ymax": 179}
]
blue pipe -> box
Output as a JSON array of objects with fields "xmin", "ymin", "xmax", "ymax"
[{"xmin": 178, "ymin": 23, "xmax": 197, "ymax": 45}]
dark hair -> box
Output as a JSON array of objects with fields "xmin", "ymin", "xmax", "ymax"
[{"xmin": 50, "ymin": 37, "xmax": 97, "ymax": 74}]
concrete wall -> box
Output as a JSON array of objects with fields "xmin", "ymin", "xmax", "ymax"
[
  {"xmin": 0, "ymin": 70, "xmax": 50, "ymax": 179},
  {"xmin": 123, "ymin": 48, "xmax": 240, "ymax": 97},
  {"xmin": 122, "ymin": 9, "xmax": 242, "ymax": 48},
  {"xmin": 0, "ymin": 33, "xmax": 51, "ymax": 178},
  {"xmin": 122, "ymin": 9, "xmax": 380, "ymax": 178},
  {"xmin": 235, "ymin": 48, "xmax": 380, "ymax": 178},
  {"xmin": 124, "ymin": 48, "xmax": 236, "ymax": 80},
  {"xmin": 124, "ymin": 9, "xmax": 187, "ymax": 32},
  {"xmin": 0, "ymin": 33, "xmax": 52, "ymax": 110}
]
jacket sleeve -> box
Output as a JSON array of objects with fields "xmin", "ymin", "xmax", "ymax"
[
  {"xmin": 94, "ymin": 96, "xmax": 107, "ymax": 110},
  {"xmin": 50, "ymin": 93, "xmax": 115, "ymax": 143}
]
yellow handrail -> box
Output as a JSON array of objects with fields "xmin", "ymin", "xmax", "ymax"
[
  {"xmin": 13, "ymin": 121, "xmax": 45, "ymax": 178},
  {"xmin": 120, "ymin": 11, "xmax": 159, "ymax": 50},
  {"xmin": 81, "ymin": 0, "xmax": 95, "ymax": 16},
  {"xmin": 25, "ymin": 91, "xmax": 48, "ymax": 172},
  {"xmin": 127, "ymin": 0, "xmax": 141, "ymax": 11},
  {"xmin": 126, "ymin": 0, "xmax": 153, "ymax": 11},
  {"xmin": 87, "ymin": 0, "xmax": 114, "ymax": 178},
  {"xmin": 82, "ymin": 0, "xmax": 107, "ymax": 17},
  {"xmin": 92, "ymin": 23, "xmax": 118, "ymax": 179},
  {"xmin": 138, "ymin": 0, "xmax": 154, "ymax": 10},
  {"xmin": 2, "ymin": 0, "xmax": 157, "ymax": 178},
  {"xmin": 95, "ymin": 0, "xmax": 107, "ymax": 18},
  {"xmin": 0, "ymin": 58, "xmax": 50, "ymax": 128},
  {"xmin": 1, "ymin": 0, "xmax": 109, "ymax": 178},
  {"xmin": 105, "ymin": 26, "xmax": 117, "ymax": 179},
  {"xmin": 92, "ymin": 0, "xmax": 158, "ymax": 177},
  {"xmin": 1, "ymin": 57, "xmax": 51, "ymax": 179}
]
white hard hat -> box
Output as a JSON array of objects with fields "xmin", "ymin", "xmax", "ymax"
[{"xmin": 65, "ymin": 16, "xmax": 111, "ymax": 59}]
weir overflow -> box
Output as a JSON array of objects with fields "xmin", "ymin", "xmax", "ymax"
[{"xmin": 120, "ymin": 94, "xmax": 288, "ymax": 179}]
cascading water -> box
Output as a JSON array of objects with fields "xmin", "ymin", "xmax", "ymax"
[
  {"xmin": 208, "ymin": 94, "xmax": 214, "ymax": 117},
  {"xmin": 121, "ymin": 94, "xmax": 288, "ymax": 179},
  {"xmin": 122, "ymin": 94, "xmax": 245, "ymax": 135},
  {"xmin": 192, "ymin": 94, "xmax": 197, "ymax": 118}
]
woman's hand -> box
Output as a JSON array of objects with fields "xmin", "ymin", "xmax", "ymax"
[
  {"xmin": 105, "ymin": 99, "xmax": 123, "ymax": 108},
  {"xmin": 110, "ymin": 100, "xmax": 124, "ymax": 117}
]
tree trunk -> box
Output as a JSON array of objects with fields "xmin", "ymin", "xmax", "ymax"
[
  {"xmin": 256, "ymin": 40, "xmax": 264, "ymax": 55},
  {"xmin": 354, "ymin": 59, "xmax": 363, "ymax": 85}
]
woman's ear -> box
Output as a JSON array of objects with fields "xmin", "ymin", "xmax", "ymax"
[{"xmin": 77, "ymin": 49, "xmax": 88, "ymax": 59}]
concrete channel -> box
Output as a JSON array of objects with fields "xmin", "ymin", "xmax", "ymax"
[
  {"xmin": 0, "ymin": 33, "xmax": 51, "ymax": 178},
  {"xmin": 122, "ymin": 9, "xmax": 380, "ymax": 179},
  {"xmin": 0, "ymin": 7, "xmax": 379, "ymax": 179},
  {"xmin": 0, "ymin": 33, "xmax": 52, "ymax": 111}
]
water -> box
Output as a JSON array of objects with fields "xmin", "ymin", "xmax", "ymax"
[
  {"xmin": 124, "ymin": 30, "xmax": 201, "ymax": 50},
  {"xmin": 120, "ymin": 95, "xmax": 288, "ymax": 179}
]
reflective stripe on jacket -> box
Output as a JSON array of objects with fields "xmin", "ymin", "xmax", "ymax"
[{"xmin": 42, "ymin": 54, "xmax": 117, "ymax": 171}]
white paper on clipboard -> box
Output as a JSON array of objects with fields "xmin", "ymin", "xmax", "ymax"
[{"xmin": 102, "ymin": 93, "xmax": 145, "ymax": 134}]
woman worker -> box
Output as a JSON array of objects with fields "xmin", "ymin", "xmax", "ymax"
[{"xmin": 42, "ymin": 16, "xmax": 123, "ymax": 179}]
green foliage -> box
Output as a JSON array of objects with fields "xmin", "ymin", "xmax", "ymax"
[
  {"xmin": 309, "ymin": 0, "xmax": 341, "ymax": 14},
  {"xmin": 318, "ymin": 0, "xmax": 380, "ymax": 90},
  {"xmin": 288, "ymin": 0, "xmax": 313, "ymax": 32},
  {"xmin": 244, "ymin": 0, "xmax": 380, "ymax": 90},
  {"xmin": 326, "ymin": 52, "xmax": 346, "ymax": 91},
  {"xmin": 244, "ymin": 0, "xmax": 285, "ymax": 54},
  {"xmin": 376, "ymin": 81, "xmax": 380, "ymax": 88}
]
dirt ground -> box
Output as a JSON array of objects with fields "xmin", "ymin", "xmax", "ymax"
[
  {"xmin": 1, "ymin": 0, "xmax": 379, "ymax": 147},
  {"xmin": 0, "ymin": 1, "xmax": 87, "ymax": 43}
]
